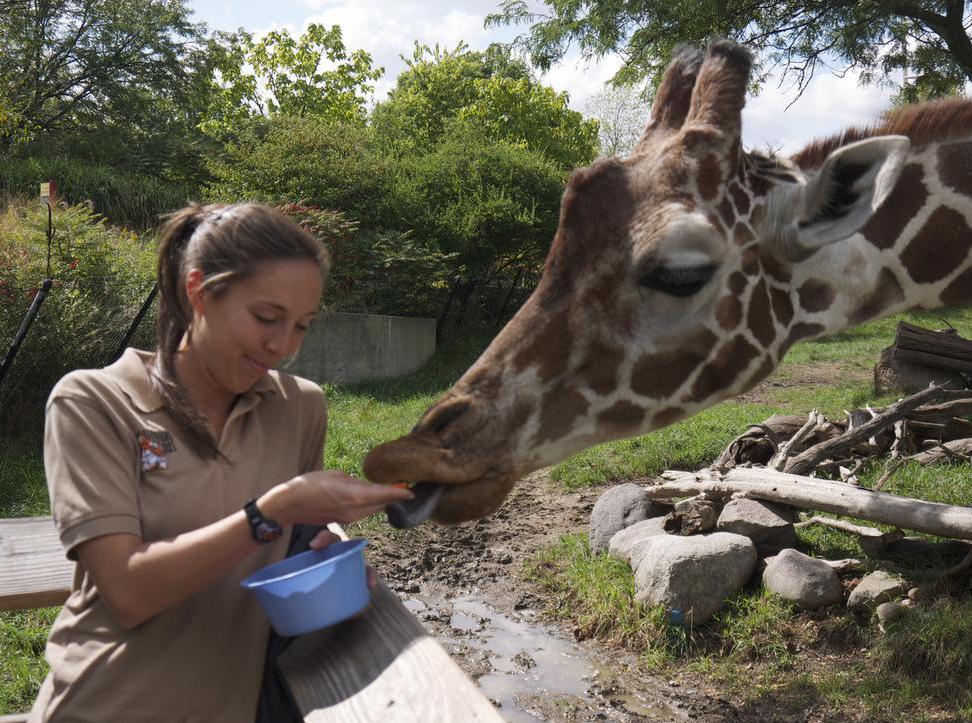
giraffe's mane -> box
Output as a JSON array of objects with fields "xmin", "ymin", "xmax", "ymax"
[{"xmin": 790, "ymin": 96, "xmax": 972, "ymax": 170}]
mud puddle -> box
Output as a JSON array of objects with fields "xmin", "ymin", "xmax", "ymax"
[{"xmin": 403, "ymin": 593, "xmax": 688, "ymax": 721}]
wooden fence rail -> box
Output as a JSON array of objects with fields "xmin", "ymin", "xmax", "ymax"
[{"xmin": 0, "ymin": 517, "xmax": 501, "ymax": 722}]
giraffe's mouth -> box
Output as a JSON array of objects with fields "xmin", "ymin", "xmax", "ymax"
[{"xmin": 385, "ymin": 482, "xmax": 446, "ymax": 529}]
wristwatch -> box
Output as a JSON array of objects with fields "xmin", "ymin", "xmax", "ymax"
[{"xmin": 243, "ymin": 499, "xmax": 283, "ymax": 544}]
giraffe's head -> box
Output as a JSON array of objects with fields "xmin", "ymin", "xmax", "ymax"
[{"xmin": 364, "ymin": 41, "xmax": 911, "ymax": 526}]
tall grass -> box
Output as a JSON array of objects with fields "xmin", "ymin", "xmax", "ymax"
[{"xmin": 0, "ymin": 156, "xmax": 192, "ymax": 229}]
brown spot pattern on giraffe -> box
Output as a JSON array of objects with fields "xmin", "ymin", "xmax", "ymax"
[
  {"xmin": 938, "ymin": 140, "xmax": 972, "ymax": 199},
  {"xmin": 861, "ymin": 163, "xmax": 927, "ymax": 250},
  {"xmin": 597, "ymin": 401, "xmax": 647, "ymax": 429},
  {"xmin": 848, "ymin": 268, "xmax": 906, "ymax": 325},
  {"xmin": 900, "ymin": 206, "xmax": 972, "ymax": 284},
  {"xmin": 728, "ymin": 271, "xmax": 748, "ymax": 295},
  {"xmin": 631, "ymin": 329, "xmax": 718, "ymax": 399},
  {"xmin": 782, "ymin": 323, "xmax": 825, "ymax": 353},
  {"xmin": 653, "ymin": 407, "xmax": 686, "ymax": 428},
  {"xmin": 740, "ymin": 246, "xmax": 760, "ymax": 275},
  {"xmin": 716, "ymin": 294, "xmax": 742, "ymax": 330},
  {"xmin": 797, "ymin": 279, "xmax": 836, "ymax": 313},
  {"xmin": 770, "ymin": 287, "xmax": 794, "ymax": 326},
  {"xmin": 697, "ymin": 155, "xmax": 723, "ymax": 200},
  {"xmin": 577, "ymin": 339, "xmax": 626, "ymax": 396},
  {"xmin": 688, "ymin": 334, "xmax": 760, "ymax": 402},
  {"xmin": 760, "ymin": 252, "xmax": 792, "ymax": 284},
  {"xmin": 741, "ymin": 356, "xmax": 776, "ymax": 394},
  {"xmin": 512, "ymin": 307, "xmax": 573, "ymax": 382},
  {"xmin": 941, "ymin": 268, "xmax": 972, "ymax": 305},
  {"xmin": 747, "ymin": 279, "xmax": 776, "ymax": 346},
  {"xmin": 534, "ymin": 387, "xmax": 590, "ymax": 446},
  {"xmin": 718, "ymin": 195, "xmax": 736, "ymax": 228},
  {"xmin": 732, "ymin": 222, "xmax": 754, "ymax": 246},
  {"xmin": 729, "ymin": 181, "xmax": 750, "ymax": 216}
]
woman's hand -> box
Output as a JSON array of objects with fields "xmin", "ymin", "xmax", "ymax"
[{"xmin": 259, "ymin": 470, "xmax": 414, "ymax": 527}]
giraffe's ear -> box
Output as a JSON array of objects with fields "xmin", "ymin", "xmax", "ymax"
[{"xmin": 779, "ymin": 136, "xmax": 911, "ymax": 260}]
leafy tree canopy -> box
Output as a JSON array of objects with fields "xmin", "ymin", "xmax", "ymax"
[
  {"xmin": 0, "ymin": 0, "xmax": 208, "ymax": 151},
  {"xmin": 201, "ymin": 23, "xmax": 382, "ymax": 139},
  {"xmin": 372, "ymin": 42, "xmax": 598, "ymax": 170},
  {"xmin": 486, "ymin": 0, "xmax": 972, "ymax": 102}
]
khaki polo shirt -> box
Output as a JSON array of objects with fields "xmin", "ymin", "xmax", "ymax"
[{"xmin": 30, "ymin": 348, "xmax": 327, "ymax": 723}]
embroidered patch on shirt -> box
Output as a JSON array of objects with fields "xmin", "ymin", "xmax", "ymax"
[{"xmin": 138, "ymin": 430, "xmax": 176, "ymax": 472}]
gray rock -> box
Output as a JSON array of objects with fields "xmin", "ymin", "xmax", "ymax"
[
  {"xmin": 847, "ymin": 571, "xmax": 909, "ymax": 613},
  {"xmin": 608, "ymin": 516, "xmax": 669, "ymax": 566},
  {"xmin": 633, "ymin": 532, "xmax": 756, "ymax": 624},
  {"xmin": 876, "ymin": 601, "xmax": 909, "ymax": 632},
  {"xmin": 668, "ymin": 496, "xmax": 719, "ymax": 535},
  {"xmin": 717, "ymin": 498, "xmax": 796, "ymax": 557},
  {"xmin": 589, "ymin": 484, "xmax": 658, "ymax": 554},
  {"xmin": 762, "ymin": 549, "xmax": 843, "ymax": 609}
]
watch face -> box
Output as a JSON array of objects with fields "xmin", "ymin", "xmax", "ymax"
[{"xmin": 255, "ymin": 520, "xmax": 282, "ymax": 543}]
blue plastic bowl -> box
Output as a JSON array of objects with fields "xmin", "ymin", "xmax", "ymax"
[{"xmin": 241, "ymin": 538, "xmax": 370, "ymax": 636}]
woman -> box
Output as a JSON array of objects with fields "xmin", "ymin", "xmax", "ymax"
[{"xmin": 30, "ymin": 202, "xmax": 413, "ymax": 722}]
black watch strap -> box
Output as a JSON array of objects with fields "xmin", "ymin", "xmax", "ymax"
[{"xmin": 244, "ymin": 498, "xmax": 283, "ymax": 544}]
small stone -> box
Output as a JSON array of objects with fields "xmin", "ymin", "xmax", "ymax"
[
  {"xmin": 876, "ymin": 601, "xmax": 909, "ymax": 632},
  {"xmin": 908, "ymin": 586, "xmax": 928, "ymax": 602},
  {"xmin": 847, "ymin": 571, "xmax": 909, "ymax": 613}
]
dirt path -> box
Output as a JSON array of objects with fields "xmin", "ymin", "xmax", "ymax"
[{"xmin": 364, "ymin": 471, "xmax": 741, "ymax": 722}]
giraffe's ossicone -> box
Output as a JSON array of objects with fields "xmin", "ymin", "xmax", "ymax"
[{"xmin": 364, "ymin": 41, "xmax": 972, "ymax": 526}]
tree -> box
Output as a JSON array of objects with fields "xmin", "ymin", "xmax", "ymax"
[
  {"xmin": 371, "ymin": 42, "xmax": 598, "ymax": 170},
  {"xmin": 486, "ymin": 0, "xmax": 972, "ymax": 101},
  {"xmin": 201, "ymin": 23, "xmax": 382, "ymax": 139},
  {"xmin": 0, "ymin": 0, "xmax": 206, "ymax": 150},
  {"xmin": 584, "ymin": 83, "xmax": 649, "ymax": 157}
]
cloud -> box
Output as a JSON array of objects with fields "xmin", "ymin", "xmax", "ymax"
[{"xmin": 743, "ymin": 68, "xmax": 895, "ymax": 154}]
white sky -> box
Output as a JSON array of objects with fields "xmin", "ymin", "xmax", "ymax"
[{"xmin": 187, "ymin": 0, "xmax": 900, "ymax": 155}]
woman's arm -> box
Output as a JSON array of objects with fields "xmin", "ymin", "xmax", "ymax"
[{"xmin": 77, "ymin": 471, "xmax": 412, "ymax": 629}]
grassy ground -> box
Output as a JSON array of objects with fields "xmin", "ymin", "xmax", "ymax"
[{"xmin": 1, "ymin": 307, "xmax": 971, "ymax": 717}]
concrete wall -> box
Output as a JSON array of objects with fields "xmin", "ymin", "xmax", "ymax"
[{"xmin": 287, "ymin": 311, "xmax": 436, "ymax": 384}]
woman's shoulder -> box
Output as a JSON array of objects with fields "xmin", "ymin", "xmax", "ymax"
[
  {"xmin": 266, "ymin": 370, "xmax": 325, "ymax": 405},
  {"xmin": 47, "ymin": 349, "xmax": 155, "ymax": 411}
]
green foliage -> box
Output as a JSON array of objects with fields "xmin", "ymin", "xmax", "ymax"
[
  {"xmin": 396, "ymin": 125, "xmax": 566, "ymax": 276},
  {"xmin": 372, "ymin": 42, "xmax": 598, "ymax": 170},
  {"xmin": 486, "ymin": 0, "xmax": 972, "ymax": 102},
  {"xmin": 457, "ymin": 76, "xmax": 599, "ymax": 170},
  {"xmin": 0, "ymin": 0, "xmax": 214, "ymax": 186},
  {"xmin": 277, "ymin": 202, "xmax": 456, "ymax": 317},
  {"xmin": 0, "ymin": 156, "xmax": 192, "ymax": 229},
  {"xmin": 206, "ymin": 115, "xmax": 392, "ymax": 221},
  {"xmin": 0, "ymin": 200, "xmax": 157, "ymax": 438},
  {"xmin": 201, "ymin": 24, "xmax": 382, "ymax": 139}
]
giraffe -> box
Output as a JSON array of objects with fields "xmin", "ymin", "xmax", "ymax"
[{"xmin": 364, "ymin": 40, "xmax": 972, "ymax": 527}]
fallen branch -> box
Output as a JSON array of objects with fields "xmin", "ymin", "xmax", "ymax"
[
  {"xmin": 782, "ymin": 385, "xmax": 950, "ymax": 475},
  {"xmin": 648, "ymin": 467, "xmax": 972, "ymax": 540},
  {"xmin": 908, "ymin": 439, "xmax": 972, "ymax": 465},
  {"xmin": 795, "ymin": 515, "xmax": 903, "ymax": 553}
]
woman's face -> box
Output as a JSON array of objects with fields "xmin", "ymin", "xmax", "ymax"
[{"xmin": 186, "ymin": 257, "xmax": 323, "ymax": 396}]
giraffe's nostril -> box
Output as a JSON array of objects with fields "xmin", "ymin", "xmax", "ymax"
[{"xmin": 420, "ymin": 399, "xmax": 471, "ymax": 436}]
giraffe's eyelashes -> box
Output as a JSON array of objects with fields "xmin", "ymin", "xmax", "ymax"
[{"xmin": 638, "ymin": 264, "xmax": 718, "ymax": 297}]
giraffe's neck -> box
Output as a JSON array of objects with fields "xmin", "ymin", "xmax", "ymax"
[{"xmin": 789, "ymin": 135, "xmax": 972, "ymax": 339}]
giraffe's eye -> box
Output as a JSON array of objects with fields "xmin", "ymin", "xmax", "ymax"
[{"xmin": 638, "ymin": 265, "xmax": 717, "ymax": 297}]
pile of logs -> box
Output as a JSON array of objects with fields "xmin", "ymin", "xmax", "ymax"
[{"xmin": 643, "ymin": 383, "xmax": 972, "ymax": 582}]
